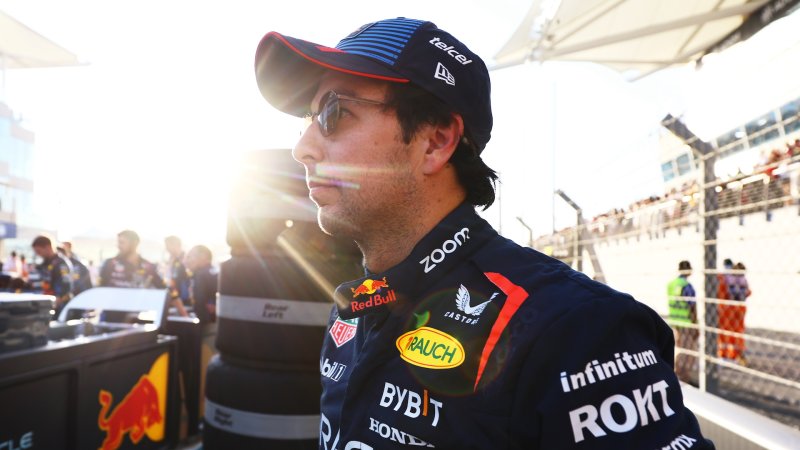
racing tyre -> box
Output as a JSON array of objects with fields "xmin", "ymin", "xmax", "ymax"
[
  {"xmin": 216, "ymin": 254, "xmax": 332, "ymax": 367},
  {"xmin": 203, "ymin": 355, "xmax": 320, "ymax": 449}
]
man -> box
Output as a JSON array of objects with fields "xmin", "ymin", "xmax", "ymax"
[
  {"xmin": 667, "ymin": 260, "xmax": 697, "ymax": 381},
  {"xmin": 184, "ymin": 245, "xmax": 217, "ymax": 324},
  {"xmin": 255, "ymin": 18, "xmax": 713, "ymax": 449},
  {"xmin": 164, "ymin": 235, "xmax": 191, "ymax": 306},
  {"xmin": 99, "ymin": 230, "xmax": 165, "ymax": 289},
  {"xmin": 31, "ymin": 236, "xmax": 73, "ymax": 316},
  {"xmin": 4, "ymin": 250, "xmax": 20, "ymax": 275},
  {"xmin": 717, "ymin": 258, "xmax": 745, "ymax": 361},
  {"xmin": 60, "ymin": 242, "xmax": 93, "ymax": 295}
]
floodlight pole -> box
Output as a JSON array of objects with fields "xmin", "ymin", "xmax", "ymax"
[
  {"xmin": 553, "ymin": 189, "xmax": 606, "ymax": 282},
  {"xmin": 554, "ymin": 189, "xmax": 582, "ymax": 272},
  {"xmin": 661, "ymin": 114, "xmax": 719, "ymax": 394}
]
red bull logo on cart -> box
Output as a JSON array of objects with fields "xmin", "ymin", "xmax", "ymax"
[{"xmin": 97, "ymin": 353, "xmax": 169, "ymax": 450}]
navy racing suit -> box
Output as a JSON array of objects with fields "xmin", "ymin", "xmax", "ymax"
[
  {"xmin": 67, "ymin": 254, "xmax": 93, "ymax": 295},
  {"xmin": 98, "ymin": 255, "xmax": 166, "ymax": 289},
  {"xmin": 36, "ymin": 254, "xmax": 74, "ymax": 317},
  {"xmin": 319, "ymin": 203, "xmax": 713, "ymax": 449}
]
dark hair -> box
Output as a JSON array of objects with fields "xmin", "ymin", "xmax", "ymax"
[
  {"xmin": 31, "ymin": 235, "xmax": 52, "ymax": 248},
  {"xmin": 190, "ymin": 245, "xmax": 212, "ymax": 261},
  {"xmin": 118, "ymin": 229, "xmax": 140, "ymax": 244},
  {"xmin": 384, "ymin": 83, "xmax": 498, "ymax": 209}
]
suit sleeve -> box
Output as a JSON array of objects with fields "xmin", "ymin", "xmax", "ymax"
[
  {"xmin": 513, "ymin": 295, "xmax": 714, "ymax": 449},
  {"xmin": 195, "ymin": 271, "xmax": 217, "ymax": 309},
  {"xmin": 53, "ymin": 260, "xmax": 74, "ymax": 298},
  {"xmin": 193, "ymin": 270, "xmax": 218, "ymax": 322},
  {"xmin": 150, "ymin": 265, "xmax": 167, "ymax": 289}
]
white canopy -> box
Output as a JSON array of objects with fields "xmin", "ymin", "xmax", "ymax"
[
  {"xmin": 0, "ymin": 9, "xmax": 79, "ymax": 68},
  {"xmin": 493, "ymin": 0, "xmax": 796, "ymax": 77}
]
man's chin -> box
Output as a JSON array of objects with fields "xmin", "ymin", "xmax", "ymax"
[{"xmin": 316, "ymin": 205, "xmax": 357, "ymax": 238}]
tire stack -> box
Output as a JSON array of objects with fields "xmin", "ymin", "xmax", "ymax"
[{"xmin": 203, "ymin": 149, "xmax": 361, "ymax": 449}]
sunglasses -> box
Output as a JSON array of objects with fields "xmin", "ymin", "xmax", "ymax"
[{"xmin": 306, "ymin": 90, "xmax": 387, "ymax": 136}]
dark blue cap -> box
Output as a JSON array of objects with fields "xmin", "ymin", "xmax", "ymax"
[{"xmin": 255, "ymin": 18, "xmax": 493, "ymax": 153}]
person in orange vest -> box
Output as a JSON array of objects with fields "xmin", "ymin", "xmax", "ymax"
[{"xmin": 719, "ymin": 261, "xmax": 751, "ymax": 364}]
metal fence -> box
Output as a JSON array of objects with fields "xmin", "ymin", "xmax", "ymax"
[{"xmin": 536, "ymin": 122, "xmax": 800, "ymax": 430}]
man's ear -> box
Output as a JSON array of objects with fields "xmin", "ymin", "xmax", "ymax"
[{"xmin": 421, "ymin": 114, "xmax": 464, "ymax": 175}]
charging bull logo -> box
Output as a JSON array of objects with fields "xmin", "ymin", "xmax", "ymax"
[
  {"xmin": 97, "ymin": 353, "xmax": 169, "ymax": 450},
  {"xmin": 351, "ymin": 277, "xmax": 389, "ymax": 297},
  {"xmin": 349, "ymin": 277, "xmax": 397, "ymax": 314}
]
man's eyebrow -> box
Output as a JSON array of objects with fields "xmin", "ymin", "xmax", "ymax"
[{"xmin": 334, "ymin": 88, "xmax": 357, "ymax": 97}]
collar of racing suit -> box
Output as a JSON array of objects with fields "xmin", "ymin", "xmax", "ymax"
[{"xmin": 334, "ymin": 202, "xmax": 497, "ymax": 320}]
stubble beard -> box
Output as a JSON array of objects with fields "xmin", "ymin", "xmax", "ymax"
[{"xmin": 316, "ymin": 157, "xmax": 419, "ymax": 251}]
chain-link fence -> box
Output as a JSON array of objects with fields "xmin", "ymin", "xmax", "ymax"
[{"xmin": 536, "ymin": 114, "xmax": 800, "ymax": 430}]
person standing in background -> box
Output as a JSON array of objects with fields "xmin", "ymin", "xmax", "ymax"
[
  {"xmin": 720, "ymin": 261, "xmax": 752, "ymax": 364},
  {"xmin": 667, "ymin": 260, "xmax": 698, "ymax": 381},
  {"xmin": 4, "ymin": 250, "xmax": 20, "ymax": 275},
  {"xmin": 717, "ymin": 258, "xmax": 734, "ymax": 361},
  {"xmin": 59, "ymin": 242, "xmax": 93, "ymax": 295},
  {"xmin": 185, "ymin": 245, "xmax": 218, "ymax": 324},
  {"xmin": 31, "ymin": 236, "xmax": 74, "ymax": 316},
  {"xmin": 164, "ymin": 235, "xmax": 191, "ymax": 306},
  {"xmin": 99, "ymin": 230, "xmax": 165, "ymax": 289}
]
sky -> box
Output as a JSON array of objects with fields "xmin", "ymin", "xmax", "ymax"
[{"xmin": 1, "ymin": 0, "xmax": 799, "ymax": 250}]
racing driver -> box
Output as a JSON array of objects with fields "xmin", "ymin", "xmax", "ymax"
[{"xmin": 254, "ymin": 17, "xmax": 714, "ymax": 450}]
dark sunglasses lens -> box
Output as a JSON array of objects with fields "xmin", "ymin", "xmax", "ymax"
[{"xmin": 318, "ymin": 92, "xmax": 339, "ymax": 136}]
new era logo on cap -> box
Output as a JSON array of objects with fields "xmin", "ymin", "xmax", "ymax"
[{"xmin": 434, "ymin": 62, "xmax": 455, "ymax": 86}]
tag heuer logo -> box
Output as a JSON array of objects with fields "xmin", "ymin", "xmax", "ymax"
[
  {"xmin": 329, "ymin": 317, "xmax": 358, "ymax": 347},
  {"xmin": 434, "ymin": 62, "xmax": 455, "ymax": 86}
]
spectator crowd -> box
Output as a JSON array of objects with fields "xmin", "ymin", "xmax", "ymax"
[{"xmin": 578, "ymin": 138, "xmax": 800, "ymax": 241}]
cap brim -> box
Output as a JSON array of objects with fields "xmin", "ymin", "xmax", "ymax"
[{"xmin": 255, "ymin": 32, "xmax": 410, "ymax": 117}]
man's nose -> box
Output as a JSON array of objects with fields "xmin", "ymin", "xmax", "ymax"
[{"xmin": 292, "ymin": 121, "xmax": 323, "ymax": 167}]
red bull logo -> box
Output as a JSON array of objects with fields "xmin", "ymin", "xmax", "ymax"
[
  {"xmin": 351, "ymin": 277, "xmax": 390, "ymax": 297},
  {"xmin": 349, "ymin": 277, "xmax": 397, "ymax": 314},
  {"xmin": 351, "ymin": 289, "xmax": 397, "ymax": 313},
  {"xmin": 97, "ymin": 353, "xmax": 169, "ymax": 450}
]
